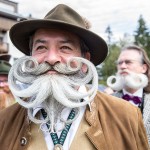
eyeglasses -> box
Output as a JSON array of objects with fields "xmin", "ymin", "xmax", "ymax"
[{"xmin": 116, "ymin": 59, "xmax": 142, "ymax": 66}]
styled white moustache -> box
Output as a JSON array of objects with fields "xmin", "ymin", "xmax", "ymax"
[
  {"xmin": 8, "ymin": 56, "xmax": 98, "ymax": 132},
  {"xmin": 107, "ymin": 69, "xmax": 148, "ymax": 91}
]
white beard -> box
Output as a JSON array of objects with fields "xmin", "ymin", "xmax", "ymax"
[
  {"xmin": 107, "ymin": 69, "xmax": 148, "ymax": 91},
  {"xmin": 8, "ymin": 56, "xmax": 98, "ymax": 132}
]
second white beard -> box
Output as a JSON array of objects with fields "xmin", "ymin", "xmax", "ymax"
[{"xmin": 107, "ymin": 72, "xmax": 148, "ymax": 91}]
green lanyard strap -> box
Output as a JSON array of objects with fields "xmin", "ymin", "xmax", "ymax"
[{"xmin": 41, "ymin": 108, "xmax": 75, "ymax": 146}]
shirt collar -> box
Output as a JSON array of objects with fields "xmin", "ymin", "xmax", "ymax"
[{"xmin": 123, "ymin": 88, "xmax": 143, "ymax": 98}]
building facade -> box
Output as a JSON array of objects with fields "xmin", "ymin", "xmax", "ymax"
[{"xmin": 0, "ymin": 0, "xmax": 27, "ymax": 60}]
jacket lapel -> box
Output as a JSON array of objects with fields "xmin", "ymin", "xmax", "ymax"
[
  {"xmin": 143, "ymin": 93, "xmax": 150, "ymax": 124},
  {"xmin": 85, "ymin": 101, "xmax": 108, "ymax": 150}
]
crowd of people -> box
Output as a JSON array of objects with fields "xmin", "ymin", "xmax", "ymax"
[{"xmin": 0, "ymin": 3, "xmax": 149, "ymax": 150}]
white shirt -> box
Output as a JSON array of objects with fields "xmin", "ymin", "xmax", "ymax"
[
  {"xmin": 33, "ymin": 86, "xmax": 88, "ymax": 150},
  {"xmin": 123, "ymin": 88, "xmax": 143, "ymax": 106}
]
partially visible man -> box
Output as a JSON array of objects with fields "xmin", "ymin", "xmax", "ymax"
[
  {"xmin": 0, "ymin": 54, "xmax": 15, "ymax": 109},
  {"xmin": 0, "ymin": 5, "xmax": 149, "ymax": 150},
  {"xmin": 107, "ymin": 45, "xmax": 150, "ymax": 144}
]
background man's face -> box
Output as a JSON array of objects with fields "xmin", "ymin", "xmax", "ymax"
[
  {"xmin": 117, "ymin": 49, "xmax": 147, "ymax": 76},
  {"xmin": 0, "ymin": 74, "xmax": 14, "ymax": 109},
  {"xmin": 0, "ymin": 75, "xmax": 8, "ymax": 87}
]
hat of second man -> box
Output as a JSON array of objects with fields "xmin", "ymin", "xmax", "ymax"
[
  {"xmin": 0, "ymin": 61, "xmax": 11, "ymax": 75},
  {"xmin": 0, "ymin": 54, "xmax": 11, "ymax": 75}
]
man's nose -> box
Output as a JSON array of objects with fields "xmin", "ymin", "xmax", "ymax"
[
  {"xmin": 44, "ymin": 49, "xmax": 61, "ymax": 65},
  {"xmin": 117, "ymin": 61, "xmax": 127, "ymax": 70}
]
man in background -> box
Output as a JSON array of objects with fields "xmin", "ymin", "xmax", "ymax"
[
  {"xmin": 107, "ymin": 45, "xmax": 150, "ymax": 144},
  {"xmin": 0, "ymin": 54, "xmax": 15, "ymax": 109}
]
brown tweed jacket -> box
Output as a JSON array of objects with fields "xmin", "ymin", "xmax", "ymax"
[{"xmin": 0, "ymin": 91, "xmax": 149, "ymax": 150}]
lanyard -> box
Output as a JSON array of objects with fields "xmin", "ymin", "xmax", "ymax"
[{"xmin": 41, "ymin": 109, "xmax": 75, "ymax": 150}]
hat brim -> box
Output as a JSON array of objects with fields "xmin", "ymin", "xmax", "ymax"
[
  {"xmin": 0, "ymin": 71, "xmax": 9, "ymax": 75},
  {"xmin": 0, "ymin": 54, "xmax": 11, "ymax": 62},
  {"xmin": 10, "ymin": 19, "xmax": 108, "ymax": 66},
  {"xmin": 0, "ymin": 60, "xmax": 11, "ymax": 75}
]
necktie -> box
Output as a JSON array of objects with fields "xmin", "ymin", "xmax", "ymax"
[{"xmin": 122, "ymin": 94, "xmax": 142, "ymax": 105}]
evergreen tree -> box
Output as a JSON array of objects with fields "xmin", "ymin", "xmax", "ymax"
[
  {"xmin": 134, "ymin": 15, "xmax": 150, "ymax": 56},
  {"xmin": 105, "ymin": 25, "xmax": 113, "ymax": 46},
  {"xmin": 97, "ymin": 44, "xmax": 120, "ymax": 85}
]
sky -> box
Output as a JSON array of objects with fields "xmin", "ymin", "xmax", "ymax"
[
  {"xmin": 7, "ymin": 0, "xmax": 150, "ymax": 57},
  {"xmin": 14, "ymin": 0, "xmax": 150, "ymax": 41}
]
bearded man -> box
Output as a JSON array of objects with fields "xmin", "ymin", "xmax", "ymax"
[
  {"xmin": 0, "ymin": 54, "xmax": 15, "ymax": 109},
  {"xmin": 0, "ymin": 4, "xmax": 149, "ymax": 150},
  {"xmin": 107, "ymin": 45, "xmax": 150, "ymax": 144}
]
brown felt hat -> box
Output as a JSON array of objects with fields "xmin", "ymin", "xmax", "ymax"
[{"xmin": 9, "ymin": 4, "xmax": 108, "ymax": 66}]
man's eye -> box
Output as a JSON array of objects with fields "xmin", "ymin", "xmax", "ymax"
[
  {"xmin": 36, "ymin": 46, "xmax": 46, "ymax": 50},
  {"xmin": 125, "ymin": 61, "xmax": 132, "ymax": 64},
  {"xmin": 61, "ymin": 46, "xmax": 72, "ymax": 50},
  {"xmin": 117, "ymin": 61, "xmax": 123, "ymax": 65}
]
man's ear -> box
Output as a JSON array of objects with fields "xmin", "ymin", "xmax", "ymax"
[
  {"xmin": 142, "ymin": 64, "xmax": 148, "ymax": 73},
  {"xmin": 84, "ymin": 52, "xmax": 91, "ymax": 60}
]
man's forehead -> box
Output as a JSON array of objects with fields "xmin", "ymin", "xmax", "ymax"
[
  {"xmin": 33, "ymin": 28, "xmax": 80, "ymax": 40},
  {"xmin": 118, "ymin": 50, "xmax": 141, "ymax": 60}
]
